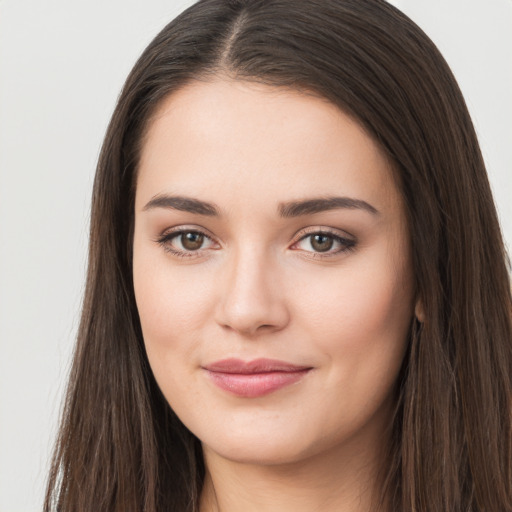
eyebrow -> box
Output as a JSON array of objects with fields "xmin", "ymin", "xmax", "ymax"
[
  {"xmin": 142, "ymin": 194, "xmax": 379, "ymax": 217},
  {"xmin": 278, "ymin": 196, "xmax": 379, "ymax": 217},
  {"xmin": 143, "ymin": 195, "xmax": 220, "ymax": 216}
]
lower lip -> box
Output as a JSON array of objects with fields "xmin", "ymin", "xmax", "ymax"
[{"xmin": 205, "ymin": 369, "xmax": 311, "ymax": 398}]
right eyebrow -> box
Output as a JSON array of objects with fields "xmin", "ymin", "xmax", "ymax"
[{"xmin": 142, "ymin": 194, "xmax": 220, "ymax": 216}]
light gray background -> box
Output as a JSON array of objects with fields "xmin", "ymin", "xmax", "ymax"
[{"xmin": 0, "ymin": 1, "xmax": 510, "ymax": 510}]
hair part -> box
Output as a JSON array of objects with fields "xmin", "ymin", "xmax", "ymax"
[{"xmin": 45, "ymin": 1, "xmax": 512, "ymax": 511}]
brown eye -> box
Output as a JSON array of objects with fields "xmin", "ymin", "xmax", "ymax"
[
  {"xmin": 293, "ymin": 230, "xmax": 356, "ymax": 257},
  {"xmin": 157, "ymin": 229, "xmax": 216, "ymax": 256},
  {"xmin": 180, "ymin": 232, "xmax": 204, "ymax": 250},
  {"xmin": 310, "ymin": 234, "xmax": 334, "ymax": 252}
]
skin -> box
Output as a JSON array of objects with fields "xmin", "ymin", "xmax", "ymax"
[{"xmin": 133, "ymin": 79, "xmax": 419, "ymax": 512}]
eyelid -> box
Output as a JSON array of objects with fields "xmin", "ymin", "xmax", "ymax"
[
  {"xmin": 157, "ymin": 224, "xmax": 218, "ymax": 241},
  {"xmin": 155, "ymin": 225, "xmax": 220, "ymax": 258},
  {"xmin": 154, "ymin": 224, "xmax": 356, "ymax": 259},
  {"xmin": 290, "ymin": 226, "xmax": 357, "ymax": 257},
  {"xmin": 291, "ymin": 225, "xmax": 355, "ymax": 240}
]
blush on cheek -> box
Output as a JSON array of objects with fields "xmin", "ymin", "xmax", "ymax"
[{"xmin": 303, "ymin": 267, "xmax": 413, "ymax": 366}]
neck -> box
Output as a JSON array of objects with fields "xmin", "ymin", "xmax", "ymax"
[{"xmin": 199, "ymin": 428, "xmax": 391, "ymax": 512}]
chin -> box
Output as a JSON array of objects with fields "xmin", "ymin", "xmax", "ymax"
[
  {"xmin": 203, "ymin": 435, "xmax": 313, "ymax": 466},
  {"xmin": 197, "ymin": 415, "xmax": 340, "ymax": 467}
]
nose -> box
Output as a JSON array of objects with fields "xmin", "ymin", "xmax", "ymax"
[{"xmin": 214, "ymin": 247, "xmax": 290, "ymax": 337}]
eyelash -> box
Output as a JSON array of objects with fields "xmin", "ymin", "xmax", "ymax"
[
  {"xmin": 291, "ymin": 228, "xmax": 356, "ymax": 258},
  {"xmin": 155, "ymin": 227, "xmax": 356, "ymax": 259},
  {"xmin": 156, "ymin": 228, "xmax": 218, "ymax": 259}
]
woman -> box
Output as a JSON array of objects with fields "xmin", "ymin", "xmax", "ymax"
[{"xmin": 44, "ymin": 0, "xmax": 512, "ymax": 511}]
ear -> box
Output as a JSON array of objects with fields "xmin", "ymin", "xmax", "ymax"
[{"xmin": 414, "ymin": 298, "xmax": 425, "ymax": 323}]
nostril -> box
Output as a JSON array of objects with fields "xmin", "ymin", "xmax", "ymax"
[
  {"xmin": 215, "ymin": 302, "xmax": 290, "ymax": 337},
  {"xmin": 213, "ymin": 256, "xmax": 291, "ymax": 336}
]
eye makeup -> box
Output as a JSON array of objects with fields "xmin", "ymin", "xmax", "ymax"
[{"xmin": 155, "ymin": 225, "xmax": 357, "ymax": 260}]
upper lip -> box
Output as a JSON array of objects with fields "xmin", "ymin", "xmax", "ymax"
[{"xmin": 203, "ymin": 358, "xmax": 312, "ymax": 374}]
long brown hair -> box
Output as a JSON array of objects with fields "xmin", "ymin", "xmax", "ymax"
[{"xmin": 45, "ymin": 1, "xmax": 512, "ymax": 510}]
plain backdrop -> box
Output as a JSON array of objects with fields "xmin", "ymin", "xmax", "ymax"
[{"xmin": 0, "ymin": 1, "xmax": 510, "ymax": 510}]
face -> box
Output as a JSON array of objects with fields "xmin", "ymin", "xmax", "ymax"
[{"xmin": 133, "ymin": 79, "xmax": 416, "ymax": 466}]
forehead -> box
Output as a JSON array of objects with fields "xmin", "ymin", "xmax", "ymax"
[{"xmin": 136, "ymin": 79, "xmax": 401, "ymax": 215}]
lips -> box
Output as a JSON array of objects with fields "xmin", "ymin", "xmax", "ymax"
[{"xmin": 202, "ymin": 358, "xmax": 312, "ymax": 398}]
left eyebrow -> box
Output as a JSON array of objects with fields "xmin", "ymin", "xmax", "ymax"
[{"xmin": 278, "ymin": 196, "xmax": 379, "ymax": 217}]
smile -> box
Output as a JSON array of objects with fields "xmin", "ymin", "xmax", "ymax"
[{"xmin": 202, "ymin": 358, "xmax": 312, "ymax": 398}]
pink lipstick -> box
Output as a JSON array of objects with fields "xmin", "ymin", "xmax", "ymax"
[{"xmin": 203, "ymin": 358, "xmax": 312, "ymax": 398}]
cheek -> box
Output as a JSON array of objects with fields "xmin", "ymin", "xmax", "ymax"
[
  {"xmin": 286, "ymin": 253, "xmax": 414, "ymax": 441},
  {"xmin": 133, "ymin": 238, "xmax": 213, "ymax": 337},
  {"xmin": 133, "ymin": 261, "xmax": 210, "ymax": 416},
  {"xmin": 296, "ymin": 245, "xmax": 414, "ymax": 376},
  {"xmin": 132, "ymin": 239, "xmax": 214, "ymax": 392}
]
